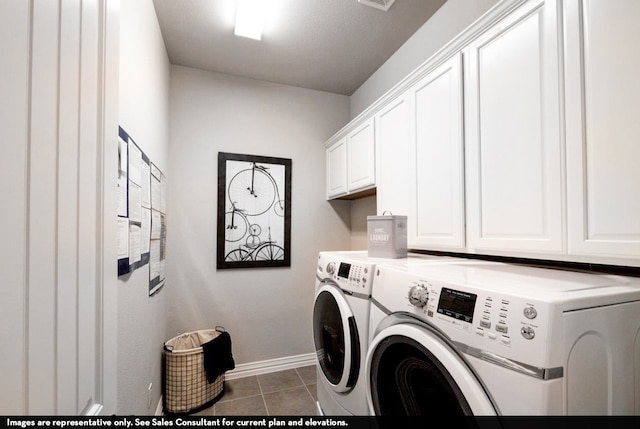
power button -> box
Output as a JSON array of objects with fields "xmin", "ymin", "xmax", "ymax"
[{"xmin": 523, "ymin": 306, "xmax": 537, "ymax": 319}]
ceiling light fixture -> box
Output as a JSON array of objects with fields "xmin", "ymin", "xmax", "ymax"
[
  {"xmin": 234, "ymin": 0, "xmax": 268, "ymax": 40},
  {"xmin": 358, "ymin": 0, "xmax": 396, "ymax": 12}
]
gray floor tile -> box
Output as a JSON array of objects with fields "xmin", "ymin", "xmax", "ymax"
[
  {"xmin": 306, "ymin": 383, "xmax": 317, "ymax": 401},
  {"xmin": 263, "ymin": 386, "xmax": 316, "ymax": 416},
  {"xmin": 191, "ymin": 404, "xmax": 216, "ymax": 416},
  {"xmin": 258, "ymin": 369, "xmax": 303, "ymax": 394},
  {"xmin": 175, "ymin": 366, "xmax": 319, "ymax": 416},
  {"xmin": 214, "ymin": 395, "xmax": 267, "ymax": 416},
  {"xmin": 296, "ymin": 365, "xmax": 317, "ymax": 386},
  {"xmin": 220, "ymin": 376, "xmax": 261, "ymax": 403}
]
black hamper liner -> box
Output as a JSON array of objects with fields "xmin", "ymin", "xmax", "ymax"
[{"xmin": 162, "ymin": 327, "xmax": 228, "ymax": 415}]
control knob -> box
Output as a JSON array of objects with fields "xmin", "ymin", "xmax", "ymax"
[
  {"xmin": 408, "ymin": 284, "xmax": 429, "ymax": 308},
  {"xmin": 326, "ymin": 262, "xmax": 336, "ymax": 275},
  {"xmin": 521, "ymin": 326, "xmax": 535, "ymax": 340}
]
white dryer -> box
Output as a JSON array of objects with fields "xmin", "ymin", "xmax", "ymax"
[
  {"xmin": 313, "ymin": 251, "xmax": 459, "ymax": 415},
  {"xmin": 313, "ymin": 251, "xmax": 377, "ymax": 416},
  {"xmin": 366, "ymin": 261, "xmax": 640, "ymax": 415}
]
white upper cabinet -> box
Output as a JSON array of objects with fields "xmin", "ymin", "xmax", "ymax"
[
  {"xmin": 323, "ymin": 0, "xmax": 639, "ymax": 266},
  {"xmin": 326, "ymin": 137, "xmax": 347, "ymax": 199},
  {"xmin": 375, "ymin": 95, "xmax": 410, "ymax": 217},
  {"xmin": 326, "ymin": 117, "xmax": 376, "ymax": 200},
  {"xmin": 464, "ymin": 0, "xmax": 564, "ymax": 254},
  {"xmin": 564, "ymin": 0, "xmax": 640, "ymax": 260},
  {"xmin": 347, "ymin": 118, "xmax": 376, "ymax": 193},
  {"xmin": 409, "ymin": 53, "xmax": 465, "ymax": 250}
]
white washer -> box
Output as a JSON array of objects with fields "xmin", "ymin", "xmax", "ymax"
[
  {"xmin": 313, "ymin": 251, "xmax": 460, "ymax": 415},
  {"xmin": 366, "ymin": 261, "xmax": 640, "ymax": 415}
]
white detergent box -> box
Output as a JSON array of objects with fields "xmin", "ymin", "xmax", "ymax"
[{"xmin": 367, "ymin": 215, "xmax": 407, "ymax": 259}]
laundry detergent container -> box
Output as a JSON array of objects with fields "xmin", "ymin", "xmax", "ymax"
[
  {"xmin": 162, "ymin": 328, "xmax": 234, "ymax": 415},
  {"xmin": 367, "ymin": 214, "xmax": 407, "ymax": 258}
]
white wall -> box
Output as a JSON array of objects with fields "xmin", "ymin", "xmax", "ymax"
[
  {"xmin": 350, "ymin": 196, "xmax": 376, "ymax": 250},
  {"xmin": 350, "ymin": 0, "xmax": 499, "ymax": 118},
  {"xmin": 167, "ymin": 66, "xmax": 351, "ymax": 365},
  {"xmin": 118, "ymin": 0, "xmax": 170, "ymax": 415}
]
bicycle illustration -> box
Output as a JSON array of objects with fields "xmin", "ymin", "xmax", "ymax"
[
  {"xmin": 224, "ymin": 162, "xmax": 286, "ymax": 244},
  {"xmin": 224, "ymin": 201, "xmax": 250, "ymax": 243},
  {"xmin": 217, "ymin": 152, "xmax": 291, "ymax": 269},
  {"xmin": 227, "ymin": 162, "xmax": 285, "ymax": 217},
  {"xmin": 224, "ymin": 227, "xmax": 285, "ymax": 262}
]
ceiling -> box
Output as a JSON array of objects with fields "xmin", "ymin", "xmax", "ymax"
[{"xmin": 152, "ymin": 0, "xmax": 447, "ymax": 95}]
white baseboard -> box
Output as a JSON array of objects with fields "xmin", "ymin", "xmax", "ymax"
[
  {"xmin": 225, "ymin": 352, "xmax": 316, "ymax": 380},
  {"xmin": 155, "ymin": 353, "xmax": 317, "ymax": 415},
  {"xmin": 155, "ymin": 396, "xmax": 163, "ymax": 416}
]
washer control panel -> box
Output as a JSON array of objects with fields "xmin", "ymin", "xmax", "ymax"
[
  {"xmin": 401, "ymin": 275, "xmax": 550, "ymax": 363},
  {"xmin": 408, "ymin": 283, "xmax": 429, "ymax": 307}
]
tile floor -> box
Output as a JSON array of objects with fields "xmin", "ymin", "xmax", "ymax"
[{"xmin": 194, "ymin": 365, "xmax": 318, "ymax": 416}]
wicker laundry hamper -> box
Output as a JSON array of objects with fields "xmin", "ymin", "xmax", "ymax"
[{"xmin": 162, "ymin": 328, "xmax": 228, "ymax": 415}]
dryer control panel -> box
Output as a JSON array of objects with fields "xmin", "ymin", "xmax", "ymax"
[
  {"xmin": 331, "ymin": 261, "xmax": 372, "ymax": 294},
  {"xmin": 317, "ymin": 253, "xmax": 375, "ymax": 295}
]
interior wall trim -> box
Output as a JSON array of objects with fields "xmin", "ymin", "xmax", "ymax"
[
  {"xmin": 224, "ymin": 353, "xmax": 316, "ymax": 381},
  {"xmin": 155, "ymin": 397, "xmax": 164, "ymax": 416}
]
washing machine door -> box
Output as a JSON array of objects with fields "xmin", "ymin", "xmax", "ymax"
[
  {"xmin": 313, "ymin": 281, "xmax": 360, "ymax": 393},
  {"xmin": 367, "ymin": 319, "xmax": 497, "ymax": 416}
]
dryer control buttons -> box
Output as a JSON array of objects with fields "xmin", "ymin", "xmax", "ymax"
[
  {"xmin": 408, "ymin": 284, "xmax": 429, "ymax": 308},
  {"xmin": 523, "ymin": 306, "xmax": 538, "ymax": 320},
  {"xmin": 495, "ymin": 324, "xmax": 508, "ymax": 334},
  {"xmin": 520, "ymin": 326, "xmax": 535, "ymax": 340}
]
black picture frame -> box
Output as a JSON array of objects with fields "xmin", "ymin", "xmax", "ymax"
[{"xmin": 217, "ymin": 152, "xmax": 292, "ymax": 269}]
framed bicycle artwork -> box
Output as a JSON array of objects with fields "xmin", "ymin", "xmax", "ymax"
[{"xmin": 217, "ymin": 152, "xmax": 292, "ymax": 269}]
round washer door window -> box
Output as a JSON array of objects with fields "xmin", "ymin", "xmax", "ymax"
[
  {"xmin": 313, "ymin": 283, "xmax": 360, "ymax": 392},
  {"xmin": 367, "ymin": 323, "xmax": 496, "ymax": 416}
]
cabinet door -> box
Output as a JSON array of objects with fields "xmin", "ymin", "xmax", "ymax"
[
  {"xmin": 564, "ymin": 0, "xmax": 640, "ymax": 260},
  {"xmin": 375, "ymin": 95, "xmax": 410, "ymax": 217},
  {"xmin": 347, "ymin": 118, "xmax": 375, "ymax": 192},
  {"xmin": 409, "ymin": 53, "xmax": 465, "ymax": 250},
  {"xmin": 326, "ymin": 137, "xmax": 347, "ymax": 199},
  {"xmin": 464, "ymin": 0, "xmax": 564, "ymax": 254}
]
